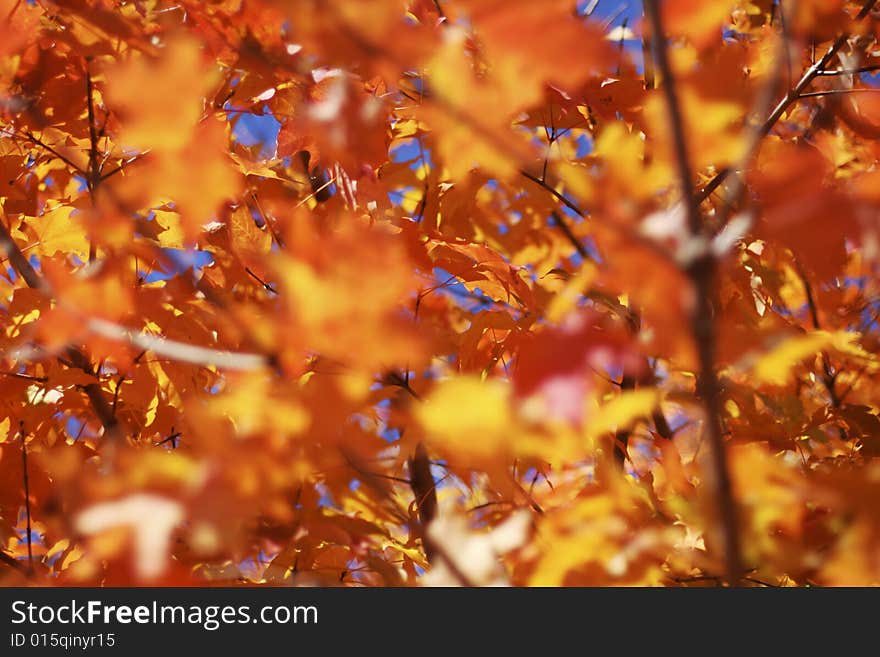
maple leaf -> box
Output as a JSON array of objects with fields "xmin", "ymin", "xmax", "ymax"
[
  {"xmin": 461, "ymin": 0, "xmax": 616, "ymax": 108},
  {"xmin": 103, "ymin": 36, "xmax": 219, "ymax": 153},
  {"xmin": 21, "ymin": 205, "xmax": 89, "ymax": 258},
  {"xmin": 513, "ymin": 309, "xmax": 645, "ymax": 426},
  {"xmin": 662, "ymin": 0, "xmax": 735, "ymax": 49},
  {"xmin": 416, "ymin": 376, "xmax": 512, "ymax": 460}
]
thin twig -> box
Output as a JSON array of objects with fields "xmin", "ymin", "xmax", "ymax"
[
  {"xmin": 742, "ymin": 576, "xmax": 777, "ymax": 587},
  {"xmin": 244, "ymin": 267, "xmax": 278, "ymax": 294},
  {"xmin": 550, "ymin": 211, "xmax": 590, "ymax": 260},
  {"xmin": 99, "ymin": 152, "xmax": 147, "ymax": 181},
  {"xmin": 601, "ymin": 2, "xmax": 629, "ymax": 29},
  {"xmin": 793, "ymin": 259, "xmax": 849, "ymax": 440},
  {"xmin": 613, "ymin": 373, "xmax": 638, "ymax": 465},
  {"xmin": 815, "ymin": 64, "xmax": 880, "ymax": 75},
  {"xmin": 798, "ymin": 88, "xmax": 880, "ymax": 98},
  {"xmin": 0, "ymin": 549, "xmax": 30, "ymax": 575},
  {"xmin": 422, "ymin": 534, "xmax": 479, "ymax": 587},
  {"xmin": 583, "ymin": 0, "xmax": 601, "ymax": 16},
  {"xmin": 154, "ymin": 430, "xmax": 182, "ymax": 448},
  {"xmin": 85, "ymin": 68, "xmax": 100, "ymax": 263},
  {"xmin": 20, "ymin": 422, "xmax": 33, "ymax": 574},
  {"xmin": 111, "ymin": 375, "xmax": 125, "ymax": 418},
  {"xmin": 520, "ymin": 170, "xmax": 587, "ymax": 217},
  {"xmin": 0, "ymin": 370, "xmax": 47, "ymax": 382},
  {"xmin": 18, "ymin": 130, "xmax": 86, "ymax": 176}
]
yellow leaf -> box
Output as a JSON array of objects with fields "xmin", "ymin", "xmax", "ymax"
[
  {"xmin": 594, "ymin": 122, "xmax": 643, "ymax": 182},
  {"xmin": 211, "ymin": 373, "xmax": 309, "ymax": 437},
  {"xmin": 753, "ymin": 331, "xmax": 835, "ymax": 385},
  {"xmin": 829, "ymin": 331, "xmax": 879, "ymax": 369},
  {"xmin": 555, "ymin": 159, "xmax": 595, "ymax": 205},
  {"xmin": 144, "ymin": 392, "xmax": 159, "ymax": 428},
  {"xmin": 594, "ymin": 123, "xmax": 673, "ymax": 202},
  {"xmin": 417, "ymin": 376, "xmax": 511, "ymax": 459},
  {"xmin": 229, "ymin": 204, "xmax": 271, "ymax": 262},
  {"xmin": 25, "ymin": 205, "xmax": 89, "ymax": 258},
  {"xmin": 546, "ymin": 262, "xmax": 598, "ymax": 323},
  {"xmin": 229, "ymin": 153, "xmax": 283, "ymax": 180},
  {"xmin": 6, "ymin": 308, "xmax": 39, "ymax": 338},
  {"xmin": 45, "ymin": 538, "xmax": 70, "ymax": 561},
  {"xmin": 418, "ymin": 28, "xmax": 534, "ymax": 180},
  {"xmin": 116, "ymin": 118, "xmax": 242, "ymax": 240},
  {"xmin": 586, "ymin": 389, "xmax": 660, "ymax": 441},
  {"xmin": 59, "ymin": 544, "xmax": 84, "ymax": 571},
  {"xmin": 153, "ymin": 209, "xmax": 185, "ymax": 249}
]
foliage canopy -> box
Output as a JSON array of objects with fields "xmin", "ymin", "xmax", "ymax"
[{"xmin": 2, "ymin": 0, "xmax": 880, "ymax": 587}]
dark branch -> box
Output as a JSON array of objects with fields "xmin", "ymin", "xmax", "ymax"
[
  {"xmin": 520, "ymin": 169, "xmax": 588, "ymax": 217},
  {"xmin": 550, "ymin": 211, "xmax": 591, "ymax": 260},
  {"xmin": 645, "ymin": 0, "xmax": 743, "ymax": 585}
]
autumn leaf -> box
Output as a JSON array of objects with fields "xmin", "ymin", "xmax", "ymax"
[
  {"xmin": 461, "ymin": 0, "xmax": 616, "ymax": 108},
  {"xmin": 416, "ymin": 376, "xmax": 512, "ymax": 460},
  {"xmin": 103, "ymin": 35, "xmax": 219, "ymax": 153},
  {"xmin": 21, "ymin": 205, "xmax": 89, "ymax": 258},
  {"xmin": 662, "ymin": 0, "xmax": 735, "ymax": 49}
]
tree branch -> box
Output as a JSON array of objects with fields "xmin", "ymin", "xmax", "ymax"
[
  {"xmin": 644, "ymin": 3, "xmax": 700, "ymax": 234},
  {"xmin": 83, "ymin": 317, "xmax": 270, "ymax": 371},
  {"xmin": 0, "ymin": 216, "xmax": 121, "ymax": 440},
  {"xmin": 0, "ymin": 549, "xmax": 30, "ymax": 575},
  {"xmin": 613, "ymin": 373, "xmax": 638, "ymax": 465},
  {"xmin": 644, "ymin": 0, "xmax": 743, "ymax": 585},
  {"xmin": 408, "ymin": 442, "xmax": 438, "ymax": 561},
  {"xmin": 696, "ymin": 0, "xmax": 879, "ymax": 204},
  {"xmin": 85, "ymin": 68, "xmax": 100, "ymax": 194}
]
